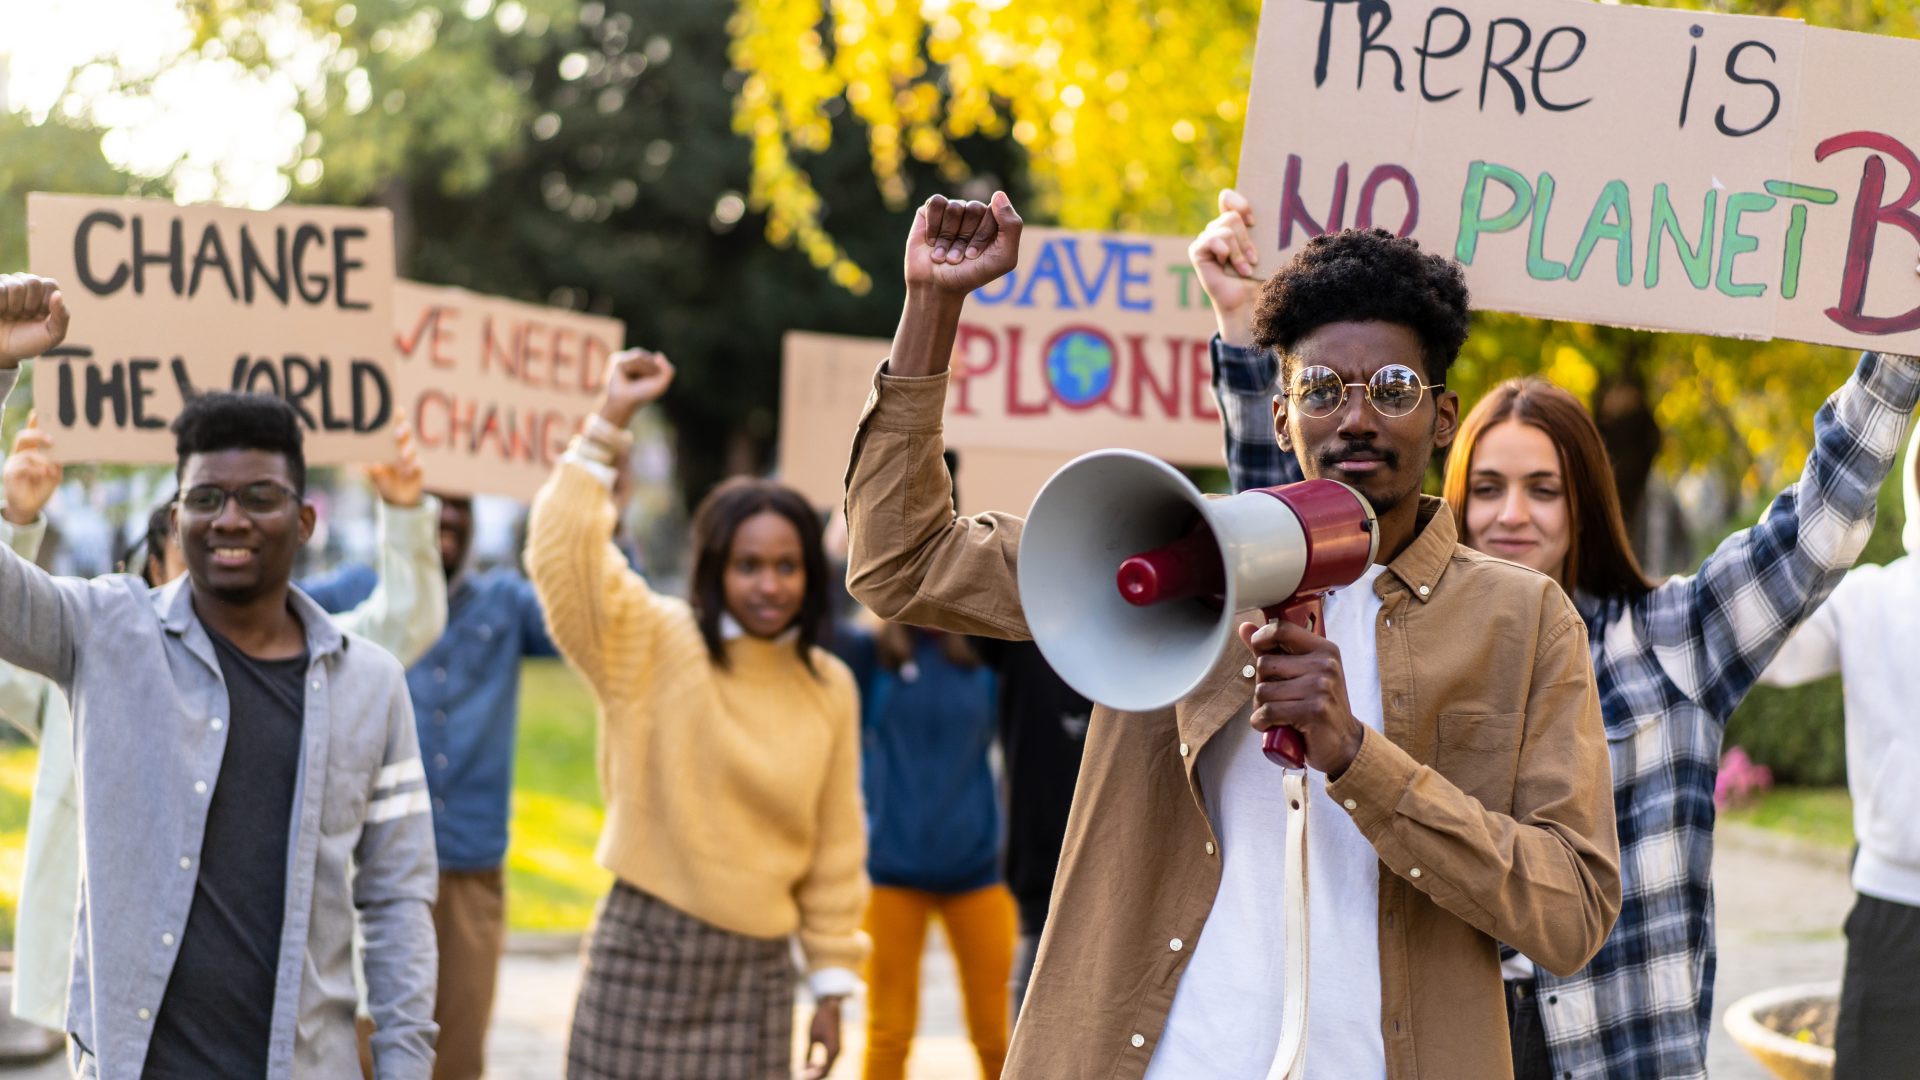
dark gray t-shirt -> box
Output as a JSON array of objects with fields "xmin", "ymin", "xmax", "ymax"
[{"xmin": 143, "ymin": 626, "xmax": 306, "ymax": 1079}]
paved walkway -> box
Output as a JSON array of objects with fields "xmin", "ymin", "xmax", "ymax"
[{"xmin": 0, "ymin": 826, "xmax": 1853, "ymax": 1078}]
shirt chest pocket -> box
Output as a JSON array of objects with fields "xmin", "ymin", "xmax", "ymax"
[
  {"xmin": 320, "ymin": 734, "xmax": 385, "ymax": 837},
  {"xmin": 1434, "ymin": 711, "xmax": 1525, "ymax": 813}
]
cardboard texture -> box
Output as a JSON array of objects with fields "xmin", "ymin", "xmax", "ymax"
[
  {"xmin": 392, "ymin": 281, "xmax": 624, "ymax": 501},
  {"xmin": 1237, "ymin": 0, "xmax": 1920, "ymax": 356},
  {"xmin": 25, "ymin": 194, "xmax": 399, "ymax": 463},
  {"xmin": 781, "ymin": 228, "xmax": 1233, "ymax": 513}
]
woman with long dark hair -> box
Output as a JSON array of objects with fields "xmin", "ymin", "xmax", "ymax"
[
  {"xmin": 1198, "ymin": 192, "xmax": 1920, "ymax": 1080},
  {"xmin": 528, "ymin": 349, "xmax": 867, "ymax": 1080}
]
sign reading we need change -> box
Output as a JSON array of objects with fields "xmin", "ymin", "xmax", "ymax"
[
  {"xmin": 779, "ymin": 225, "xmax": 1229, "ymax": 513},
  {"xmin": 392, "ymin": 281, "xmax": 624, "ymax": 502},
  {"xmin": 1238, "ymin": 0, "xmax": 1920, "ymax": 354},
  {"xmin": 26, "ymin": 194, "xmax": 398, "ymax": 463}
]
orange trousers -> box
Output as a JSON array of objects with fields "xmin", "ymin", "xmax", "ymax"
[{"xmin": 862, "ymin": 882, "xmax": 1017, "ymax": 1080}]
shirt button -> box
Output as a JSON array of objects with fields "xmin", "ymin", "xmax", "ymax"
[
  {"xmin": 433, "ymin": 710, "xmax": 447, "ymax": 725},
  {"xmin": 1417, "ymin": 585, "xmax": 1430, "ymax": 597},
  {"xmin": 1409, "ymin": 867, "xmax": 1423, "ymax": 879},
  {"xmin": 1169, "ymin": 938, "xmax": 1184, "ymax": 952},
  {"xmin": 161, "ymin": 933, "xmax": 175, "ymax": 947},
  {"xmin": 310, "ymin": 680, "xmax": 321, "ymax": 691},
  {"xmin": 478, "ymin": 625, "xmax": 494, "ymax": 641},
  {"xmin": 433, "ymin": 668, "xmax": 448, "ymax": 684},
  {"xmin": 1241, "ymin": 664, "xmax": 1255, "ymax": 678},
  {"xmin": 137, "ymin": 1008, "xmax": 151, "ymax": 1021},
  {"xmin": 1178, "ymin": 743, "xmax": 1190, "ymax": 757},
  {"xmin": 1343, "ymin": 798, "xmax": 1357, "ymax": 811},
  {"xmin": 1130, "ymin": 1034, "xmax": 1146, "ymax": 1048},
  {"xmin": 193, "ymin": 781, "xmax": 208, "ymax": 795},
  {"xmin": 1205, "ymin": 842, "xmax": 1216, "ymax": 856},
  {"xmin": 178, "ymin": 857, "xmax": 192, "ymax": 870},
  {"xmin": 433, "ymin": 797, "xmax": 446, "ymax": 812},
  {"xmin": 209, "ymin": 717, "xmax": 224, "ymax": 731},
  {"xmin": 433, "ymin": 754, "xmax": 449, "ymax": 770}
]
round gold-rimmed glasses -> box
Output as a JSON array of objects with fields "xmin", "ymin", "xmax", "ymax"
[{"xmin": 1285, "ymin": 364, "xmax": 1442, "ymax": 419}]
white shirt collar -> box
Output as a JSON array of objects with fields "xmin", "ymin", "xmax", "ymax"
[{"xmin": 720, "ymin": 613, "xmax": 801, "ymax": 645}]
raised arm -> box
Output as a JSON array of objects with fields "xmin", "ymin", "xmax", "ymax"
[
  {"xmin": 1647, "ymin": 351, "xmax": 1920, "ymax": 720},
  {"xmin": 843, "ymin": 193, "xmax": 1032, "ymax": 640},
  {"xmin": 354, "ymin": 673, "xmax": 440, "ymax": 1079},
  {"xmin": 1189, "ymin": 189, "xmax": 1302, "ymax": 493},
  {"xmin": 525, "ymin": 349, "xmax": 673, "ymax": 692},
  {"xmin": 329, "ymin": 423, "xmax": 447, "ymax": 666},
  {"xmin": 0, "ymin": 411, "xmax": 60, "ymax": 734},
  {"xmin": 0, "ymin": 276, "xmax": 90, "ymax": 687}
]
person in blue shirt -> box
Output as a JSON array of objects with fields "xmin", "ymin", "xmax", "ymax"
[
  {"xmin": 835, "ymin": 618, "xmax": 1014, "ymax": 1080},
  {"xmin": 306, "ymin": 491, "xmax": 558, "ymax": 1080}
]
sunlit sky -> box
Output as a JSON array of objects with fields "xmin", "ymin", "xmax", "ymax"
[{"xmin": 3, "ymin": 0, "xmax": 312, "ymax": 208}]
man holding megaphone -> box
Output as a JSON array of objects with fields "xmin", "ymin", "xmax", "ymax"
[{"xmin": 844, "ymin": 193, "xmax": 1620, "ymax": 1080}]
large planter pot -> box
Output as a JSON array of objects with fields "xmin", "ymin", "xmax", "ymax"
[{"xmin": 1723, "ymin": 981, "xmax": 1838, "ymax": 1080}]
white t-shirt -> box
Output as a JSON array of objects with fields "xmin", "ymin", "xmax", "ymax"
[{"xmin": 1144, "ymin": 564, "xmax": 1389, "ymax": 1080}]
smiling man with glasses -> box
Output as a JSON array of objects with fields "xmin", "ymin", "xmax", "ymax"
[{"xmin": 0, "ymin": 273, "xmax": 440, "ymax": 1080}]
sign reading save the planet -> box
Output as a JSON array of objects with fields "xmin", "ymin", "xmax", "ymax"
[
  {"xmin": 945, "ymin": 225, "xmax": 1226, "ymax": 462},
  {"xmin": 778, "ymin": 226, "xmax": 1230, "ymax": 515}
]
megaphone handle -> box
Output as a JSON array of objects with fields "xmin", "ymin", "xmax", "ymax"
[{"xmin": 1259, "ymin": 595, "xmax": 1325, "ymax": 769}]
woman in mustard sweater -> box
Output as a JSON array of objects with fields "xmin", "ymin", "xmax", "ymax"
[{"xmin": 527, "ymin": 349, "xmax": 869, "ymax": 1080}]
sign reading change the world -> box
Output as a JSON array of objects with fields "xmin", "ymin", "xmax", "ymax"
[{"xmin": 1237, "ymin": 0, "xmax": 1920, "ymax": 356}]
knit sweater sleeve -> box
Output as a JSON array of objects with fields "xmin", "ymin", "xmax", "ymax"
[
  {"xmin": 525, "ymin": 460, "xmax": 661, "ymax": 699},
  {"xmin": 795, "ymin": 655, "xmax": 872, "ymax": 974}
]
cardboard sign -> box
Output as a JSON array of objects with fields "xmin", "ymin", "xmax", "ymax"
[
  {"xmin": 25, "ymin": 194, "xmax": 398, "ymax": 463},
  {"xmin": 1237, "ymin": 0, "xmax": 1920, "ymax": 355},
  {"xmin": 392, "ymin": 281, "xmax": 624, "ymax": 502}
]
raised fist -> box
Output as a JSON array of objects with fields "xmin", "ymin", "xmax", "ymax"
[
  {"xmin": 904, "ymin": 191, "xmax": 1023, "ymax": 296},
  {"xmin": 1188, "ymin": 189, "xmax": 1262, "ymax": 347},
  {"xmin": 595, "ymin": 348, "xmax": 675, "ymax": 428},
  {"xmin": 0, "ymin": 274, "xmax": 70, "ymax": 369}
]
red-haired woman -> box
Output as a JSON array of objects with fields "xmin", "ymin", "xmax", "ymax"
[{"xmin": 1196, "ymin": 191, "xmax": 1920, "ymax": 1080}]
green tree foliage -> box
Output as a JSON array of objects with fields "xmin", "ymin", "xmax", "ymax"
[{"xmin": 184, "ymin": 0, "xmax": 1022, "ymax": 502}]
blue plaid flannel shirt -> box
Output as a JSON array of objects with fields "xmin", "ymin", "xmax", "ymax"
[{"xmin": 1211, "ymin": 335, "xmax": 1920, "ymax": 1080}]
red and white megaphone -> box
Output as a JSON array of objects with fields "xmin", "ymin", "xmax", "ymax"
[{"xmin": 1018, "ymin": 449, "xmax": 1378, "ymax": 768}]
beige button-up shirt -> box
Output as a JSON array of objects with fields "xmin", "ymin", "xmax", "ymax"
[{"xmin": 843, "ymin": 364, "xmax": 1620, "ymax": 1080}]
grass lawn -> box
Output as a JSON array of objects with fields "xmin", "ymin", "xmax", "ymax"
[
  {"xmin": 0, "ymin": 660, "xmax": 611, "ymax": 952},
  {"xmin": 505, "ymin": 658, "xmax": 609, "ymax": 935},
  {"xmin": 1721, "ymin": 785, "xmax": 1855, "ymax": 851}
]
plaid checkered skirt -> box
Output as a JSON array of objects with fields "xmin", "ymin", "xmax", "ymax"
[{"xmin": 566, "ymin": 881, "xmax": 796, "ymax": 1079}]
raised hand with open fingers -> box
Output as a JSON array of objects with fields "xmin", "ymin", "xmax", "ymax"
[
  {"xmin": 0, "ymin": 274, "xmax": 71, "ymax": 369},
  {"xmin": 2, "ymin": 411, "xmax": 63, "ymax": 527},
  {"xmin": 363, "ymin": 418, "xmax": 425, "ymax": 508},
  {"xmin": 904, "ymin": 191, "xmax": 1023, "ymax": 295}
]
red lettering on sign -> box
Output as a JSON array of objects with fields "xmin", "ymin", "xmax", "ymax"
[{"xmin": 1817, "ymin": 130, "xmax": 1920, "ymax": 336}]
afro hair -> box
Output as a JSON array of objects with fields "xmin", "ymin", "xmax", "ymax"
[
  {"xmin": 1251, "ymin": 228, "xmax": 1471, "ymax": 387},
  {"xmin": 171, "ymin": 391, "xmax": 307, "ymax": 494}
]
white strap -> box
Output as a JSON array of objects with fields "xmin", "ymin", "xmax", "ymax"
[{"xmin": 1264, "ymin": 768, "xmax": 1311, "ymax": 1079}]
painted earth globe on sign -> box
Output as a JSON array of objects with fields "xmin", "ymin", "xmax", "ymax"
[{"xmin": 1045, "ymin": 329, "xmax": 1116, "ymax": 406}]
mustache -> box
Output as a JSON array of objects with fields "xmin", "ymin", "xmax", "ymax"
[{"xmin": 1317, "ymin": 443, "xmax": 1398, "ymax": 469}]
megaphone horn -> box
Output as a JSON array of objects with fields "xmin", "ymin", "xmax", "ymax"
[{"xmin": 1018, "ymin": 450, "xmax": 1377, "ymax": 766}]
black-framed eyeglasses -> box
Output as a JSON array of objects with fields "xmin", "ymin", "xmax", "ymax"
[
  {"xmin": 177, "ymin": 481, "xmax": 301, "ymax": 517},
  {"xmin": 1285, "ymin": 364, "xmax": 1443, "ymax": 419}
]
